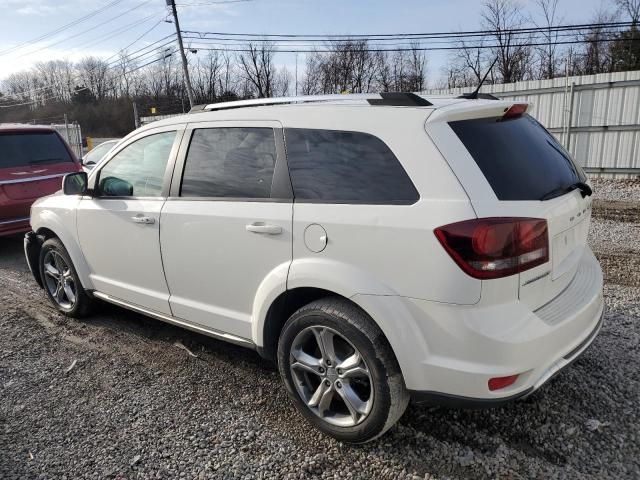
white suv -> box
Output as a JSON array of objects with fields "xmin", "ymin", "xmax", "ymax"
[{"xmin": 24, "ymin": 93, "xmax": 604, "ymax": 443}]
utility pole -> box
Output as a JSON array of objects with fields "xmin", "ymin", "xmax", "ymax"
[
  {"xmin": 132, "ymin": 101, "xmax": 140, "ymax": 129},
  {"xmin": 167, "ymin": 0, "xmax": 195, "ymax": 109},
  {"xmin": 63, "ymin": 113, "xmax": 70, "ymax": 144}
]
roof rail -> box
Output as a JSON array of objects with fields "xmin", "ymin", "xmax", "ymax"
[{"xmin": 190, "ymin": 92, "xmax": 432, "ymax": 113}]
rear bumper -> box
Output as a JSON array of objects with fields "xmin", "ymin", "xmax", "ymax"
[
  {"xmin": 409, "ymin": 306, "xmax": 604, "ymax": 407},
  {"xmin": 366, "ymin": 247, "xmax": 604, "ymax": 402}
]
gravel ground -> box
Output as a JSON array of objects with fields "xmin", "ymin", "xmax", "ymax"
[
  {"xmin": 591, "ymin": 178, "xmax": 640, "ymax": 202},
  {"xmin": 1, "ymin": 181, "xmax": 639, "ymax": 479}
]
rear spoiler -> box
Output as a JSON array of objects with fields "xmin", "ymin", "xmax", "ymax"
[{"xmin": 426, "ymin": 101, "xmax": 531, "ymax": 124}]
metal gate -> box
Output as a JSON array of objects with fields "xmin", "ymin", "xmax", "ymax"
[{"xmin": 50, "ymin": 122, "xmax": 83, "ymax": 159}]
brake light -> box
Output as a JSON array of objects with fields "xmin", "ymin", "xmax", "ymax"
[
  {"xmin": 434, "ymin": 217, "xmax": 548, "ymax": 279},
  {"xmin": 488, "ymin": 374, "xmax": 519, "ymax": 391},
  {"xmin": 503, "ymin": 103, "xmax": 528, "ymax": 119}
]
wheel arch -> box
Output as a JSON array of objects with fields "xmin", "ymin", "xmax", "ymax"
[
  {"xmin": 253, "ymin": 258, "xmax": 397, "ymax": 361},
  {"xmin": 32, "ymin": 221, "xmax": 93, "ymax": 291},
  {"xmin": 254, "ymin": 261, "xmax": 429, "ymax": 390}
]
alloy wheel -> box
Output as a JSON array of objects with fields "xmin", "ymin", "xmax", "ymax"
[
  {"xmin": 43, "ymin": 250, "xmax": 77, "ymax": 310},
  {"xmin": 289, "ymin": 326, "xmax": 374, "ymax": 427}
]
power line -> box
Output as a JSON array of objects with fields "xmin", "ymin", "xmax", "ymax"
[
  {"xmin": 182, "ymin": 28, "xmax": 630, "ymax": 50},
  {"xmin": 176, "ymin": 0, "xmax": 253, "ymax": 5},
  {"xmin": 7, "ymin": 1, "xmax": 158, "ymax": 60},
  {"xmin": 1, "ymin": 37, "xmax": 176, "ymax": 101},
  {"xmin": 182, "ymin": 21, "xmax": 637, "ymax": 40},
  {"xmin": 104, "ymin": 19, "xmax": 167, "ymax": 62},
  {"xmin": 0, "ymin": 0, "xmax": 125, "ymax": 57},
  {"xmin": 80, "ymin": 13, "xmax": 164, "ymax": 51},
  {"xmin": 105, "ymin": 34, "xmax": 177, "ymax": 67},
  {"xmin": 185, "ymin": 36, "xmax": 639, "ymax": 54}
]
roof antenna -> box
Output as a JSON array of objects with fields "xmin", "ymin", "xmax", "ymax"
[{"xmin": 460, "ymin": 56, "xmax": 499, "ymax": 100}]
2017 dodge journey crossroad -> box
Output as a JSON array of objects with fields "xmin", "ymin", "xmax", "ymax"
[{"xmin": 24, "ymin": 93, "xmax": 604, "ymax": 443}]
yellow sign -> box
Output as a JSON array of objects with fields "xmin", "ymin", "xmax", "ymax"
[{"xmin": 151, "ymin": 107, "xmax": 157, "ymax": 114}]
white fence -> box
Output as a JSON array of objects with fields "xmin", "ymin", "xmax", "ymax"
[
  {"xmin": 140, "ymin": 114, "xmax": 182, "ymax": 126},
  {"xmin": 423, "ymin": 70, "xmax": 640, "ymax": 177}
]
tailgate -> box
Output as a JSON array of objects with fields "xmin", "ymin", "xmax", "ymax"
[
  {"xmin": 470, "ymin": 192, "xmax": 593, "ymax": 310},
  {"xmin": 425, "ymin": 102, "xmax": 592, "ymax": 310}
]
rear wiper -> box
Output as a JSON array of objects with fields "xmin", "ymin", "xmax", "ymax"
[{"xmin": 540, "ymin": 181, "xmax": 592, "ymax": 201}]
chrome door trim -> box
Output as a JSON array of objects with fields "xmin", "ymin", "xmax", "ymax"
[
  {"xmin": 0, "ymin": 216, "xmax": 30, "ymax": 225},
  {"xmin": 92, "ymin": 291, "xmax": 256, "ymax": 349},
  {"xmin": 0, "ymin": 173, "xmax": 66, "ymax": 186}
]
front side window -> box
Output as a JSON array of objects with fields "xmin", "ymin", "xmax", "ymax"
[
  {"xmin": 180, "ymin": 127, "xmax": 277, "ymax": 198},
  {"xmin": 284, "ymin": 128, "xmax": 419, "ymax": 204},
  {"xmin": 98, "ymin": 131, "xmax": 176, "ymax": 197}
]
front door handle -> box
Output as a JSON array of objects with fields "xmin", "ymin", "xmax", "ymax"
[
  {"xmin": 246, "ymin": 222, "xmax": 282, "ymax": 235},
  {"xmin": 132, "ymin": 215, "xmax": 155, "ymax": 225}
]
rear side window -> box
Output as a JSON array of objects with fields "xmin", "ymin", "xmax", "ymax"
[
  {"xmin": 449, "ymin": 114, "xmax": 586, "ymax": 201},
  {"xmin": 285, "ymin": 129, "xmax": 418, "ymax": 204},
  {"xmin": 181, "ymin": 128, "xmax": 276, "ymax": 198},
  {"xmin": 0, "ymin": 132, "xmax": 73, "ymax": 169}
]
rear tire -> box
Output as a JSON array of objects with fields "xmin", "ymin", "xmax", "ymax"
[
  {"xmin": 277, "ymin": 297, "xmax": 408, "ymax": 443},
  {"xmin": 39, "ymin": 238, "xmax": 93, "ymax": 318}
]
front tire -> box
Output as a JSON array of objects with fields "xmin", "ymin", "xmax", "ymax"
[
  {"xmin": 277, "ymin": 297, "xmax": 408, "ymax": 443},
  {"xmin": 39, "ymin": 238, "xmax": 93, "ymax": 318}
]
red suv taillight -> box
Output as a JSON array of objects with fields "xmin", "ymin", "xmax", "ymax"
[{"xmin": 434, "ymin": 217, "xmax": 549, "ymax": 279}]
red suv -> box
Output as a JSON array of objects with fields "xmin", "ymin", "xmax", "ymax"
[{"xmin": 0, "ymin": 124, "xmax": 82, "ymax": 236}]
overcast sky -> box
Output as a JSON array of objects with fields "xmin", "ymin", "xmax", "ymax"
[{"xmin": 0, "ymin": 0, "xmax": 614, "ymax": 85}]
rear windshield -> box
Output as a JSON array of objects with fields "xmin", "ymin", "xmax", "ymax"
[
  {"xmin": 449, "ymin": 114, "xmax": 586, "ymax": 201},
  {"xmin": 0, "ymin": 131, "xmax": 73, "ymax": 169}
]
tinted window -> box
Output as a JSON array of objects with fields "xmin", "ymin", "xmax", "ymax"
[
  {"xmin": 98, "ymin": 131, "xmax": 175, "ymax": 197},
  {"xmin": 0, "ymin": 132, "xmax": 73, "ymax": 169},
  {"xmin": 449, "ymin": 114, "xmax": 586, "ymax": 201},
  {"xmin": 181, "ymin": 128, "xmax": 276, "ymax": 198},
  {"xmin": 285, "ymin": 129, "xmax": 418, "ymax": 204}
]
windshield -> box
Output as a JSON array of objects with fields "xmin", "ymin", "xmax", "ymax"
[
  {"xmin": 449, "ymin": 114, "xmax": 586, "ymax": 201},
  {"xmin": 0, "ymin": 131, "xmax": 74, "ymax": 169},
  {"xmin": 84, "ymin": 141, "xmax": 116, "ymax": 164}
]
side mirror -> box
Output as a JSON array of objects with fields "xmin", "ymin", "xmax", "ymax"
[
  {"xmin": 63, "ymin": 172, "xmax": 88, "ymax": 195},
  {"xmin": 100, "ymin": 176, "xmax": 133, "ymax": 197}
]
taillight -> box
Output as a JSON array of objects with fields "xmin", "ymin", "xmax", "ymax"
[
  {"xmin": 503, "ymin": 103, "xmax": 528, "ymax": 119},
  {"xmin": 434, "ymin": 217, "xmax": 548, "ymax": 279}
]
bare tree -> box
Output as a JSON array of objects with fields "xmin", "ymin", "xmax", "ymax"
[
  {"xmin": 76, "ymin": 57, "xmax": 112, "ymax": 99},
  {"xmin": 482, "ymin": 0, "xmax": 533, "ymax": 83},
  {"xmin": 408, "ymin": 44, "xmax": 427, "ymax": 91},
  {"xmin": 237, "ymin": 41, "xmax": 277, "ymax": 98},
  {"xmin": 300, "ymin": 53, "xmax": 323, "ymax": 95},
  {"xmin": 534, "ymin": 0, "xmax": 563, "ymax": 79},
  {"xmin": 458, "ymin": 38, "xmax": 488, "ymax": 86},
  {"xmin": 617, "ymin": 0, "xmax": 640, "ymax": 23},
  {"xmin": 273, "ymin": 66, "xmax": 292, "ymax": 96},
  {"xmin": 575, "ymin": 7, "xmax": 618, "ymax": 74},
  {"xmin": 192, "ymin": 51, "xmax": 222, "ymax": 102}
]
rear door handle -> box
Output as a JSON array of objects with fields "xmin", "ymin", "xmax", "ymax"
[
  {"xmin": 246, "ymin": 222, "xmax": 282, "ymax": 235},
  {"xmin": 132, "ymin": 215, "xmax": 155, "ymax": 225}
]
